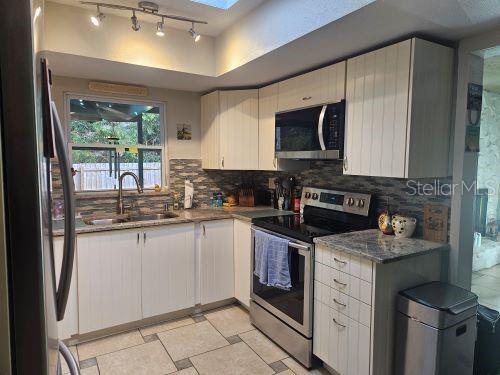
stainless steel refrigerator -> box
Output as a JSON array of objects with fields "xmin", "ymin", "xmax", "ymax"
[{"xmin": 0, "ymin": 1, "xmax": 78, "ymax": 374}]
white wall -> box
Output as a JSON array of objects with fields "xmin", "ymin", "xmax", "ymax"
[
  {"xmin": 51, "ymin": 75, "xmax": 201, "ymax": 160},
  {"xmin": 214, "ymin": 0, "xmax": 374, "ymax": 76},
  {"xmin": 44, "ymin": 2, "xmax": 215, "ymax": 77}
]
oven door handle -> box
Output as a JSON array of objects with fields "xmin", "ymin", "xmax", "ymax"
[{"xmin": 250, "ymin": 227, "xmax": 311, "ymax": 252}]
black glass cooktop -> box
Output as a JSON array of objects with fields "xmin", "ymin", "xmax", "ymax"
[{"xmin": 252, "ymin": 213, "xmax": 365, "ymax": 243}]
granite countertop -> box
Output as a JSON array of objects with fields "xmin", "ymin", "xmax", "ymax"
[
  {"xmin": 314, "ymin": 229, "xmax": 449, "ymax": 264},
  {"xmin": 53, "ymin": 207, "xmax": 294, "ymax": 236}
]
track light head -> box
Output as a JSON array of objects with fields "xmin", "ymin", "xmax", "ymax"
[
  {"xmin": 156, "ymin": 19, "xmax": 165, "ymax": 37},
  {"xmin": 131, "ymin": 11, "xmax": 141, "ymax": 31},
  {"xmin": 188, "ymin": 22, "xmax": 200, "ymax": 42},
  {"xmin": 90, "ymin": 5, "xmax": 105, "ymax": 26}
]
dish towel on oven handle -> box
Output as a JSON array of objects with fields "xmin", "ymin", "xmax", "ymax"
[{"xmin": 254, "ymin": 230, "xmax": 291, "ymax": 290}]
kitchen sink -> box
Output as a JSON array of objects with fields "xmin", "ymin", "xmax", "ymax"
[
  {"xmin": 83, "ymin": 212, "xmax": 178, "ymax": 225},
  {"xmin": 83, "ymin": 217, "xmax": 129, "ymax": 225},
  {"xmin": 128, "ymin": 212, "xmax": 179, "ymax": 221}
]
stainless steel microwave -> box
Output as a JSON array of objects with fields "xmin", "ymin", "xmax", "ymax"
[{"xmin": 275, "ymin": 100, "xmax": 345, "ymax": 160}]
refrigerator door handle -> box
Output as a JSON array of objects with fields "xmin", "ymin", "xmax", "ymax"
[
  {"xmin": 59, "ymin": 341, "xmax": 81, "ymax": 375},
  {"xmin": 51, "ymin": 101, "xmax": 76, "ymax": 321}
]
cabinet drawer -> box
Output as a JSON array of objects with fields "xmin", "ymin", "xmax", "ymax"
[
  {"xmin": 316, "ymin": 245, "xmax": 373, "ymax": 282},
  {"xmin": 330, "ymin": 268, "xmax": 372, "ymax": 306},
  {"xmin": 315, "ymin": 280, "xmax": 372, "ymax": 327}
]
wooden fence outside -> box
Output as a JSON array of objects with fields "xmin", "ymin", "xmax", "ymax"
[{"xmin": 73, "ymin": 162, "xmax": 161, "ymax": 191}]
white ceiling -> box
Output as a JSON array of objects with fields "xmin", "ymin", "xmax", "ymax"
[
  {"xmin": 47, "ymin": 0, "xmax": 500, "ymax": 92},
  {"xmin": 49, "ymin": 0, "xmax": 267, "ymax": 36}
]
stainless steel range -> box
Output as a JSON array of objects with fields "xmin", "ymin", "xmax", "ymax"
[{"xmin": 250, "ymin": 187, "xmax": 372, "ymax": 368}]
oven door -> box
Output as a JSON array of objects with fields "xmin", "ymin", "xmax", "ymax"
[{"xmin": 250, "ymin": 227, "xmax": 314, "ymax": 338}]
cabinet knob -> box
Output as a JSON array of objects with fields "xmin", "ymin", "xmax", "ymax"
[
  {"xmin": 302, "ymin": 96, "xmax": 312, "ymax": 101},
  {"xmin": 221, "ymin": 157, "xmax": 225, "ymax": 168}
]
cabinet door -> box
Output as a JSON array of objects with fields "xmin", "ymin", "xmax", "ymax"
[
  {"xmin": 258, "ymin": 83, "xmax": 279, "ymax": 171},
  {"xmin": 233, "ymin": 219, "xmax": 252, "ymax": 308},
  {"xmin": 219, "ymin": 90, "xmax": 259, "ymax": 170},
  {"xmin": 77, "ymin": 230, "xmax": 142, "ymax": 333},
  {"xmin": 345, "ymin": 40, "xmax": 411, "ymax": 177},
  {"xmin": 201, "ymin": 91, "xmax": 220, "ymax": 169},
  {"xmin": 54, "ymin": 237, "xmax": 78, "ymax": 340},
  {"xmin": 278, "ymin": 70, "xmax": 323, "ymax": 112},
  {"xmin": 277, "ymin": 61, "xmax": 346, "ymax": 112},
  {"xmin": 142, "ymin": 224, "xmax": 195, "ymax": 318},
  {"xmin": 199, "ymin": 219, "xmax": 234, "ymax": 305}
]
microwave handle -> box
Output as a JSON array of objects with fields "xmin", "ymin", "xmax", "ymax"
[{"xmin": 318, "ymin": 105, "xmax": 327, "ymax": 151}]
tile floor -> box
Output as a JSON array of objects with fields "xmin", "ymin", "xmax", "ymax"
[
  {"xmin": 61, "ymin": 305, "xmax": 330, "ymax": 375},
  {"xmin": 472, "ymin": 263, "xmax": 500, "ymax": 311}
]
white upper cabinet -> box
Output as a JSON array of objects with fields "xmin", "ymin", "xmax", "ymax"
[
  {"xmin": 258, "ymin": 83, "xmax": 279, "ymax": 171},
  {"xmin": 201, "ymin": 91, "xmax": 220, "ymax": 169},
  {"xmin": 277, "ymin": 61, "xmax": 346, "ymax": 112},
  {"xmin": 141, "ymin": 224, "xmax": 195, "ymax": 319},
  {"xmin": 219, "ymin": 90, "xmax": 259, "ymax": 170},
  {"xmin": 201, "ymin": 90, "xmax": 259, "ymax": 170},
  {"xmin": 344, "ymin": 38, "xmax": 454, "ymax": 178}
]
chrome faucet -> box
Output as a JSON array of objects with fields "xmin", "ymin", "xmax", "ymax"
[{"xmin": 117, "ymin": 172, "xmax": 143, "ymax": 214}]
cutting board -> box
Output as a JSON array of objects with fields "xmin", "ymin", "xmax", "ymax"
[{"xmin": 423, "ymin": 204, "xmax": 449, "ymax": 243}]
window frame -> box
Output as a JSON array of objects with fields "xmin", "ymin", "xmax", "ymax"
[{"xmin": 64, "ymin": 93, "xmax": 167, "ymax": 193}]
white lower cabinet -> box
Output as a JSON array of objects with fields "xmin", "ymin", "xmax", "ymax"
[
  {"xmin": 314, "ymin": 244, "xmax": 445, "ymax": 375},
  {"xmin": 314, "ymin": 298, "xmax": 370, "ymax": 375},
  {"xmin": 141, "ymin": 223, "xmax": 195, "ymax": 318},
  {"xmin": 233, "ymin": 219, "xmax": 252, "ymax": 308},
  {"xmin": 77, "ymin": 229, "xmax": 142, "ymax": 334},
  {"xmin": 53, "ymin": 237, "xmax": 78, "ymax": 340},
  {"xmin": 199, "ymin": 219, "xmax": 234, "ymax": 305},
  {"xmin": 74, "ymin": 219, "xmax": 236, "ymax": 335}
]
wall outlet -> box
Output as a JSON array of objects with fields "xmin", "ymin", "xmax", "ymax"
[{"xmin": 268, "ymin": 178, "xmax": 275, "ymax": 189}]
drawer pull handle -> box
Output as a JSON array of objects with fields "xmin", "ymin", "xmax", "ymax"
[
  {"xmin": 302, "ymin": 96, "xmax": 312, "ymax": 101},
  {"xmin": 333, "ymin": 278, "xmax": 347, "ymax": 287},
  {"xmin": 332, "ymin": 318, "xmax": 346, "ymax": 328},
  {"xmin": 333, "ymin": 298, "xmax": 346, "ymax": 307},
  {"xmin": 333, "ymin": 257, "xmax": 347, "ymax": 265}
]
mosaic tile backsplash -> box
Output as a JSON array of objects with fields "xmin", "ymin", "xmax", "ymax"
[{"xmin": 52, "ymin": 159, "xmax": 451, "ymax": 238}]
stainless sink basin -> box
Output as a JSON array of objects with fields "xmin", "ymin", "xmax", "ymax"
[
  {"xmin": 83, "ymin": 217, "xmax": 129, "ymax": 225},
  {"xmin": 128, "ymin": 212, "xmax": 178, "ymax": 221},
  {"xmin": 83, "ymin": 212, "xmax": 178, "ymax": 225}
]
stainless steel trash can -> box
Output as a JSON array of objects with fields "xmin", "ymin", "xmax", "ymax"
[{"xmin": 394, "ymin": 281, "xmax": 478, "ymax": 375}]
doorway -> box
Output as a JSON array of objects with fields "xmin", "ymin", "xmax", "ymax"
[{"xmin": 471, "ymin": 46, "xmax": 500, "ymax": 310}]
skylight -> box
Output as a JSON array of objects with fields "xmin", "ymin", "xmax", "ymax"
[{"xmin": 190, "ymin": 0, "xmax": 240, "ymax": 10}]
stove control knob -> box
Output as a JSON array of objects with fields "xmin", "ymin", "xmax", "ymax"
[
  {"xmin": 305, "ymin": 192, "xmax": 311, "ymax": 199},
  {"xmin": 357, "ymin": 199, "xmax": 365, "ymax": 208},
  {"xmin": 312, "ymin": 193, "xmax": 319, "ymax": 200},
  {"xmin": 347, "ymin": 197, "xmax": 355, "ymax": 206}
]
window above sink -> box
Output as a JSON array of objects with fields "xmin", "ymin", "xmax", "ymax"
[{"xmin": 66, "ymin": 94, "xmax": 166, "ymax": 192}]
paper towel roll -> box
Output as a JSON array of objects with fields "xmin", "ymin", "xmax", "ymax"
[{"xmin": 184, "ymin": 180, "xmax": 194, "ymax": 209}]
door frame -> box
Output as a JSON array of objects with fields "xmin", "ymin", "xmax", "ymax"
[{"xmin": 450, "ymin": 26, "xmax": 500, "ymax": 288}]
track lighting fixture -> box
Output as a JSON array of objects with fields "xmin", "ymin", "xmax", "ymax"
[
  {"xmin": 188, "ymin": 22, "xmax": 201, "ymax": 42},
  {"xmin": 156, "ymin": 17, "xmax": 165, "ymax": 37},
  {"xmin": 90, "ymin": 5, "xmax": 105, "ymax": 26},
  {"xmin": 82, "ymin": 2, "xmax": 206, "ymax": 39},
  {"xmin": 131, "ymin": 10, "xmax": 141, "ymax": 31}
]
